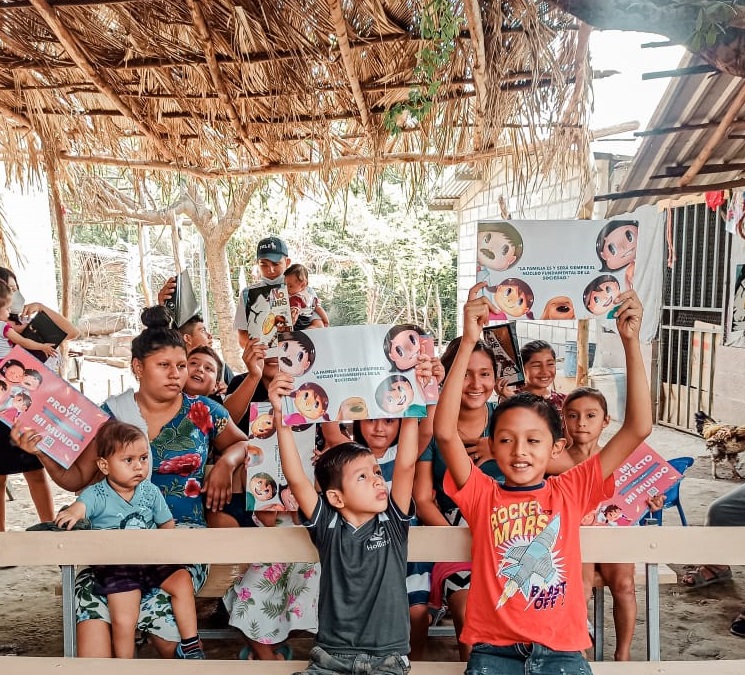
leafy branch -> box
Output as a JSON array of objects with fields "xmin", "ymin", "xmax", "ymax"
[{"xmin": 384, "ymin": 0, "xmax": 464, "ymax": 135}]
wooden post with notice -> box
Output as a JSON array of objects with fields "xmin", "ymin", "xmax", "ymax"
[{"xmin": 576, "ymin": 318, "xmax": 590, "ymax": 387}]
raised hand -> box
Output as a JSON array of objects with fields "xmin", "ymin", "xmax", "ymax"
[
  {"xmin": 614, "ymin": 290, "xmax": 643, "ymax": 342},
  {"xmin": 242, "ymin": 338, "xmax": 267, "ymax": 380},
  {"xmin": 268, "ymin": 372, "xmax": 295, "ymax": 413},
  {"xmin": 463, "ymin": 282, "xmax": 498, "ymax": 344}
]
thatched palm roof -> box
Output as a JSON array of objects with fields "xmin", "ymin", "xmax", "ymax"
[{"xmin": 0, "ymin": 0, "xmax": 591, "ymax": 188}]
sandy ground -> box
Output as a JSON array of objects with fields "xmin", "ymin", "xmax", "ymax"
[{"xmin": 1, "ymin": 376, "xmax": 744, "ymax": 662}]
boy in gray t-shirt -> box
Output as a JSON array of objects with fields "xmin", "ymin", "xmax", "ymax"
[{"xmin": 269, "ymin": 363, "xmax": 427, "ymax": 675}]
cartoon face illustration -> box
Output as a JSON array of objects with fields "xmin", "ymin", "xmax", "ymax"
[
  {"xmin": 376, "ymin": 376, "xmax": 414, "ymax": 415},
  {"xmin": 248, "ymin": 473, "xmax": 277, "ymax": 502},
  {"xmin": 493, "ymin": 279, "xmax": 533, "ymax": 318},
  {"xmin": 603, "ymin": 505, "xmax": 623, "ymax": 523},
  {"xmin": 597, "ymin": 221, "xmax": 638, "ymax": 271},
  {"xmin": 245, "ymin": 445, "xmax": 265, "ymax": 468},
  {"xmin": 388, "ymin": 329, "xmax": 420, "ymax": 370},
  {"xmin": 583, "ymin": 276, "xmax": 620, "ymax": 315},
  {"xmin": 250, "ymin": 413, "xmax": 275, "ymax": 440},
  {"xmin": 1, "ymin": 362, "xmax": 25, "ymax": 384},
  {"xmin": 336, "ymin": 396, "xmax": 369, "ymax": 421},
  {"xmin": 278, "ymin": 334, "xmax": 315, "ymax": 376},
  {"xmin": 540, "ymin": 296, "xmax": 575, "ymax": 320},
  {"xmin": 476, "ymin": 223, "xmax": 523, "ymax": 272},
  {"xmin": 294, "ymin": 383, "xmax": 329, "ymax": 421}
]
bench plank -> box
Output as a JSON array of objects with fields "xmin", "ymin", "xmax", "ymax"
[
  {"xmin": 2, "ymin": 657, "xmax": 744, "ymax": 674},
  {"xmin": 2, "ymin": 527, "xmax": 744, "ymax": 566}
]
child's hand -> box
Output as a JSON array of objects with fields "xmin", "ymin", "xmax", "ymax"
[
  {"xmin": 55, "ymin": 502, "xmax": 85, "ymax": 530},
  {"xmin": 431, "ymin": 357, "xmax": 446, "ymax": 385},
  {"xmin": 157, "ymin": 277, "xmax": 176, "ymax": 305},
  {"xmin": 268, "ymin": 372, "xmax": 294, "ymax": 413},
  {"xmin": 40, "ymin": 343, "xmax": 57, "ymax": 358},
  {"xmin": 242, "ymin": 338, "xmax": 266, "ymax": 380},
  {"xmin": 463, "ymin": 282, "xmax": 498, "ymax": 343},
  {"xmin": 647, "ymin": 494, "xmax": 666, "ymax": 513},
  {"xmin": 414, "ymin": 354, "xmax": 434, "ymax": 382},
  {"xmin": 10, "ymin": 425, "xmax": 42, "ymax": 455},
  {"xmin": 614, "ymin": 290, "xmax": 643, "ymax": 341},
  {"xmin": 495, "ymin": 376, "xmax": 516, "ymax": 400}
]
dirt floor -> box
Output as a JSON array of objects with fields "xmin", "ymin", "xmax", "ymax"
[{"xmin": 1, "ymin": 373, "xmax": 744, "ymax": 662}]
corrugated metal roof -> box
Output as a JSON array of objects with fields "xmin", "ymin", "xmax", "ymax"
[{"xmin": 606, "ymin": 52, "xmax": 745, "ymax": 216}]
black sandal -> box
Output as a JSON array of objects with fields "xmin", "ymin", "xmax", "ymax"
[{"xmin": 731, "ymin": 614, "xmax": 745, "ymax": 637}]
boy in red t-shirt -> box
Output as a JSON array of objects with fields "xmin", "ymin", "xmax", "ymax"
[{"xmin": 433, "ymin": 282, "xmax": 651, "ymax": 674}]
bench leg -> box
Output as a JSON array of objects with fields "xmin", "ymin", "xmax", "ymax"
[
  {"xmin": 61, "ymin": 565, "xmax": 77, "ymax": 657},
  {"xmin": 646, "ymin": 563, "xmax": 661, "ymax": 661},
  {"xmin": 592, "ymin": 586, "xmax": 604, "ymax": 662}
]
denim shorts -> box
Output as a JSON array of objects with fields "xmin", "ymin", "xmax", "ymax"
[
  {"xmin": 465, "ymin": 642, "xmax": 592, "ymax": 675},
  {"xmin": 293, "ymin": 645, "xmax": 411, "ymax": 675}
]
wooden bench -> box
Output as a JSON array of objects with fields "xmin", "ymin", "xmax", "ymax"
[{"xmin": 2, "ymin": 527, "xmax": 744, "ymax": 672}]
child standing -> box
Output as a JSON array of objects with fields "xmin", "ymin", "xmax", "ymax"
[
  {"xmin": 433, "ymin": 284, "xmax": 651, "ymax": 674},
  {"xmin": 284, "ymin": 263, "xmax": 330, "ymax": 329},
  {"xmin": 0, "ymin": 282, "xmax": 57, "ymax": 359},
  {"xmin": 54, "ymin": 420, "xmax": 204, "ymax": 660},
  {"xmin": 270, "ymin": 364, "xmax": 424, "ymax": 675}
]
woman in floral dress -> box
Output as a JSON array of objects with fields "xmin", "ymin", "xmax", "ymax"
[{"xmin": 13, "ymin": 306, "xmax": 248, "ymax": 657}]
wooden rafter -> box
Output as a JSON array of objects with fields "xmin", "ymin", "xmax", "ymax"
[
  {"xmin": 58, "ymin": 141, "xmax": 541, "ymax": 178},
  {"xmin": 27, "ymin": 0, "xmax": 176, "ymax": 162},
  {"xmin": 679, "ymin": 83, "xmax": 745, "ymax": 187},
  {"xmin": 651, "ymin": 161, "xmax": 745, "ymax": 179},
  {"xmin": 185, "ymin": 0, "xmax": 269, "ymax": 163},
  {"xmin": 463, "ymin": 0, "xmax": 487, "ymax": 151},
  {"xmin": 635, "ymin": 120, "xmax": 745, "ymax": 137},
  {"xmin": 327, "ymin": 0, "xmax": 371, "ymax": 133},
  {"xmin": 594, "ymin": 177, "xmax": 745, "ymax": 202}
]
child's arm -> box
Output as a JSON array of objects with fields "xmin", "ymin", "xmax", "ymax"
[
  {"xmin": 390, "ymin": 416, "xmax": 420, "ymax": 513},
  {"xmin": 4, "ymin": 326, "xmax": 56, "ymax": 357},
  {"xmin": 55, "ymin": 501, "xmax": 87, "ymax": 530},
  {"xmin": 223, "ymin": 339, "xmax": 265, "ymax": 423},
  {"xmin": 315, "ymin": 303, "xmax": 330, "ymax": 327},
  {"xmin": 433, "ymin": 284, "xmax": 497, "ymax": 489},
  {"xmin": 598, "ymin": 290, "xmax": 653, "ymax": 479},
  {"xmin": 157, "ymin": 519, "xmax": 176, "ymax": 529},
  {"xmin": 20, "ymin": 303, "xmax": 80, "ymax": 340},
  {"xmin": 270, "ymin": 372, "xmax": 319, "ymax": 517}
]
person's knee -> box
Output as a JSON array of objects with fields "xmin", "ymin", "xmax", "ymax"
[
  {"xmin": 706, "ymin": 487, "xmax": 745, "ymax": 526},
  {"xmin": 608, "ymin": 575, "xmax": 636, "ymax": 599}
]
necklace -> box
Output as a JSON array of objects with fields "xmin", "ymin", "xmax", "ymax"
[{"xmin": 457, "ymin": 405, "xmax": 488, "ymax": 441}]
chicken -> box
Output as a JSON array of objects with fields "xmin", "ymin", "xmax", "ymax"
[{"xmin": 695, "ymin": 411, "xmax": 745, "ymax": 479}]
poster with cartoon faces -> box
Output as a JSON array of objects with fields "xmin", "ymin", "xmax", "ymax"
[
  {"xmin": 245, "ymin": 401, "xmax": 316, "ymax": 511},
  {"xmin": 476, "ymin": 219, "xmax": 639, "ymax": 321},
  {"xmin": 278, "ymin": 325, "xmax": 433, "ymax": 426},
  {"xmin": 245, "ymin": 283, "xmax": 292, "ymax": 356}
]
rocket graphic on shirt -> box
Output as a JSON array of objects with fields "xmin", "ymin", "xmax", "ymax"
[{"xmin": 496, "ymin": 513, "xmax": 562, "ymax": 609}]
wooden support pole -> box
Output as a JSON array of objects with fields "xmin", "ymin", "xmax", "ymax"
[
  {"xmin": 594, "ymin": 176, "xmax": 745, "ymax": 202},
  {"xmin": 576, "ymin": 319, "xmax": 590, "ymax": 387},
  {"xmin": 680, "ymin": 84, "xmax": 745, "ymax": 187}
]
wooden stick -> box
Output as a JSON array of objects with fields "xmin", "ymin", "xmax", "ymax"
[
  {"xmin": 594, "ymin": 177, "xmax": 745, "ymax": 202},
  {"xmin": 463, "ymin": 0, "xmax": 487, "ymax": 151},
  {"xmin": 679, "ymin": 83, "xmax": 745, "ymax": 187},
  {"xmin": 576, "ymin": 319, "xmax": 590, "ymax": 387}
]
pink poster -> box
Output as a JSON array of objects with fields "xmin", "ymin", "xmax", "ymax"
[
  {"xmin": 0, "ymin": 346, "xmax": 109, "ymax": 468},
  {"xmin": 584, "ymin": 442, "xmax": 682, "ymax": 526}
]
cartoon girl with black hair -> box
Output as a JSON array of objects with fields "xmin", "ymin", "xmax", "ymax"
[
  {"xmin": 583, "ymin": 275, "xmax": 621, "ymax": 318},
  {"xmin": 383, "ymin": 324, "xmax": 426, "ymax": 372},
  {"xmin": 285, "ymin": 382, "xmax": 330, "ymax": 425},
  {"xmin": 488, "ymin": 278, "xmax": 535, "ymax": 321},
  {"xmin": 596, "ymin": 220, "xmax": 639, "ymax": 289}
]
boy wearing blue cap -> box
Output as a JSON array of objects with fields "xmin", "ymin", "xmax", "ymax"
[{"xmin": 234, "ymin": 236, "xmax": 292, "ymax": 349}]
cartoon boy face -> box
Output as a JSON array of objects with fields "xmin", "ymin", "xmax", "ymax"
[
  {"xmin": 279, "ymin": 338, "xmax": 313, "ymax": 376},
  {"xmin": 477, "ymin": 231, "xmax": 518, "ymax": 272},
  {"xmin": 3, "ymin": 365, "xmax": 24, "ymax": 384},
  {"xmin": 388, "ymin": 329, "xmax": 420, "ymax": 371},
  {"xmin": 586, "ymin": 279, "xmax": 620, "ymax": 315},
  {"xmin": 600, "ymin": 224, "xmax": 638, "ymax": 270},
  {"xmin": 494, "ymin": 283, "xmax": 531, "ymax": 318},
  {"xmin": 249, "ymin": 476, "xmax": 274, "ymax": 502},
  {"xmin": 22, "ymin": 375, "xmax": 41, "ymax": 391},
  {"xmin": 380, "ymin": 379, "xmax": 414, "ymax": 414},
  {"xmin": 250, "ymin": 413, "xmax": 275, "ymax": 439},
  {"xmin": 295, "ymin": 387, "xmax": 327, "ymax": 421}
]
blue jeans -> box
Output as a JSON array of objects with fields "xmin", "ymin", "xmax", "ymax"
[
  {"xmin": 465, "ymin": 642, "xmax": 592, "ymax": 675},
  {"xmin": 294, "ymin": 645, "xmax": 411, "ymax": 675}
]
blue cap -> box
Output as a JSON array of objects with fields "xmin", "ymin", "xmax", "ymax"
[{"xmin": 256, "ymin": 236, "xmax": 289, "ymax": 263}]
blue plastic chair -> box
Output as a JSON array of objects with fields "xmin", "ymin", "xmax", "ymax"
[{"xmin": 640, "ymin": 456, "xmax": 695, "ymax": 526}]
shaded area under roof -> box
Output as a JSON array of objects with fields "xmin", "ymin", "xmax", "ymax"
[{"xmin": 605, "ymin": 52, "xmax": 745, "ymax": 217}]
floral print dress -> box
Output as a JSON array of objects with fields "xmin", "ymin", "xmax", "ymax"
[
  {"xmin": 223, "ymin": 513, "xmax": 320, "ymax": 644},
  {"xmin": 75, "ymin": 393, "xmax": 229, "ymax": 643}
]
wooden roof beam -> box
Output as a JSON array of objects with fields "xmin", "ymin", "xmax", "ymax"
[
  {"xmin": 679, "ymin": 83, "xmax": 745, "ymax": 187},
  {"xmin": 185, "ymin": 0, "xmax": 269, "ymax": 163},
  {"xmin": 58, "ymin": 141, "xmax": 536, "ymax": 177},
  {"xmin": 463, "ymin": 0, "xmax": 487, "ymax": 151},
  {"xmin": 595, "ymin": 177, "xmax": 745, "ymax": 202},
  {"xmin": 327, "ymin": 0, "xmax": 371, "ymax": 134},
  {"xmin": 651, "ymin": 161, "xmax": 745, "ymax": 179},
  {"xmin": 27, "ymin": 0, "xmax": 176, "ymax": 162}
]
